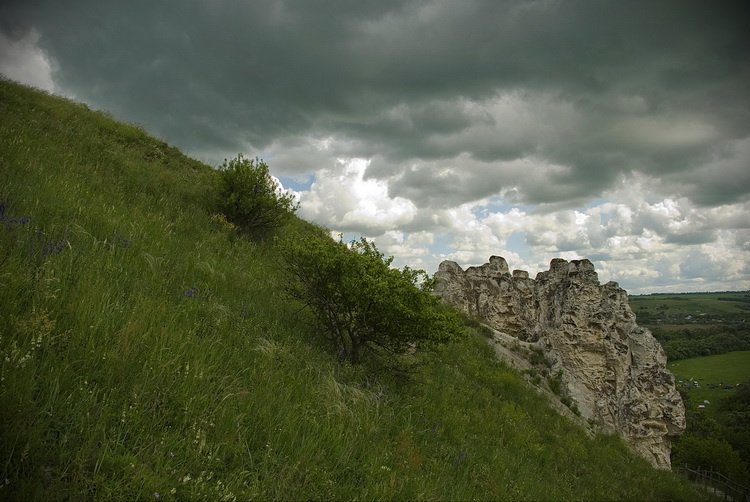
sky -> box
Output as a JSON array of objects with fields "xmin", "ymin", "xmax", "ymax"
[{"xmin": 1, "ymin": 0, "xmax": 748, "ymax": 294}]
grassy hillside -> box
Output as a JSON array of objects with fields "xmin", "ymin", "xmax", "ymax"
[{"xmin": 0, "ymin": 78, "xmax": 705, "ymax": 500}]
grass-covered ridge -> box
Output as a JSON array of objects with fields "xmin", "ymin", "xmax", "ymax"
[{"xmin": 0, "ymin": 79, "xmax": 705, "ymax": 500}]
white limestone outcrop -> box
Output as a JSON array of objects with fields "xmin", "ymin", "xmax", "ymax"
[{"xmin": 434, "ymin": 256, "xmax": 685, "ymax": 469}]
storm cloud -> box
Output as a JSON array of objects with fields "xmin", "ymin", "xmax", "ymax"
[{"xmin": 2, "ymin": 0, "xmax": 748, "ymax": 292}]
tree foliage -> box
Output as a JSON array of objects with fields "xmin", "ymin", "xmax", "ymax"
[
  {"xmin": 672, "ymin": 384, "xmax": 750, "ymax": 484},
  {"xmin": 216, "ymin": 154, "xmax": 298, "ymax": 232},
  {"xmin": 672, "ymin": 435, "xmax": 748, "ymax": 483},
  {"xmin": 717, "ymin": 379, "xmax": 750, "ymax": 475},
  {"xmin": 652, "ymin": 326, "xmax": 750, "ymax": 361},
  {"xmin": 279, "ymin": 234, "xmax": 464, "ymax": 366}
]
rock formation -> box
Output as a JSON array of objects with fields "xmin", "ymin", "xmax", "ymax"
[{"xmin": 434, "ymin": 256, "xmax": 685, "ymax": 470}]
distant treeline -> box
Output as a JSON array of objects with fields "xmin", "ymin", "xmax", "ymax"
[
  {"xmin": 652, "ymin": 326, "xmax": 750, "ymax": 361},
  {"xmin": 718, "ymin": 297, "xmax": 750, "ymax": 305}
]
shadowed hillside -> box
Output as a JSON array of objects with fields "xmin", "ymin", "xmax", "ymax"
[{"xmin": 0, "ymin": 78, "xmax": 706, "ymax": 500}]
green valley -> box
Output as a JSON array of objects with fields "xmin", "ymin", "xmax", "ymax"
[{"xmin": 629, "ymin": 292, "xmax": 750, "ymax": 487}]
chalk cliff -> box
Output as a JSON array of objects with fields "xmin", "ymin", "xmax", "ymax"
[{"xmin": 434, "ymin": 256, "xmax": 685, "ymax": 469}]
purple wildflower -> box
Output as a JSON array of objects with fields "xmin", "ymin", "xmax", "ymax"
[{"xmin": 112, "ymin": 233, "xmax": 133, "ymax": 249}]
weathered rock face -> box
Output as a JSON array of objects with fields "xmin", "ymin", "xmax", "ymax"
[{"xmin": 434, "ymin": 256, "xmax": 685, "ymax": 469}]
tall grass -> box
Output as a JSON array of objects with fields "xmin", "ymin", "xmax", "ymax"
[{"xmin": 0, "ymin": 78, "xmax": 706, "ymax": 500}]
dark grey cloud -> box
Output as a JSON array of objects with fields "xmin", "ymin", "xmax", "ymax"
[
  {"xmin": 664, "ymin": 230, "xmax": 718, "ymax": 246},
  {"xmin": 2, "ymin": 0, "xmax": 748, "ymax": 209}
]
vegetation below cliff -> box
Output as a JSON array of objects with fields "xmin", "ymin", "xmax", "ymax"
[
  {"xmin": 0, "ymin": 79, "xmax": 706, "ymax": 500},
  {"xmin": 629, "ymin": 284, "xmax": 750, "ymax": 486},
  {"xmin": 668, "ymin": 353, "xmax": 750, "ymax": 485}
]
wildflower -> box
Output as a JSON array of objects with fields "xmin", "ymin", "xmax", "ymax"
[
  {"xmin": 183, "ymin": 285, "xmax": 210, "ymax": 301},
  {"xmin": 373, "ymin": 391, "xmax": 388, "ymax": 403},
  {"xmin": 0, "ymin": 200, "xmax": 29, "ymax": 229},
  {"xmin": 112, "ymin": 233, "xmax": 133, "ymax": 249},
  {"xmin": 42, "ymin": 240, "xmax": 66, "ymax": 256},
  {"xmin": 153, "ymin": 492, "xmax": 160, "ymax": 499}
]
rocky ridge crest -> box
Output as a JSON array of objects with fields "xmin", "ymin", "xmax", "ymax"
[{"xmin": 434, "ymin": 256, "xmax": 685, "ymax": 469}]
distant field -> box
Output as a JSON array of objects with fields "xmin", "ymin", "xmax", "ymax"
[
  {"xmin": 628, "ymin": 291, "xmax": 750, "ymax": 327},
  {"xmin": 668, "ymin": 351, "xmax": 750, "ymax": 417}
]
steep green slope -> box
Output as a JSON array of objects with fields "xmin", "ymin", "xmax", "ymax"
[{"xmin": 0, "ymin": 79, "xmax": 704, "ymax": 501}]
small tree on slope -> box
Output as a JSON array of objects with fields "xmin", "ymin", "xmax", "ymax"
[
  {"xmin": 279, "ymin": 234, "xmax": 464, "ymax": 367},
  {"xmin": 217, "ymin": 154, "xmax": 298, "ymax": 232}
]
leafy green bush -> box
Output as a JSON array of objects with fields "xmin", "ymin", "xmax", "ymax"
[
  {"xmin": 672, "ymin": 435, "xmax": 749, "ymax": 483},
  {"xmin": 718, "ymin": 379, "xmax": 750, "ymax": 468},
  {"xmin": 672, "ymin": 388, "xmax": 750, "ymax": 484},
  {"xmin": 279, "ymin": 234, "xmax": 464, "ymax": 366},
  {"xmin": 216, "ymin": 154, "xmax": 298, "ymax": 232},
  {"xmin": 654, "ymin": 326, "xmax": 750, "ymax": 361}
]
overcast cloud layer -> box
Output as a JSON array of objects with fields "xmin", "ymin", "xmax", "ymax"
[{"xmin": 2, "ymin": 0, "xmax": 749, "ymax": 293}]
